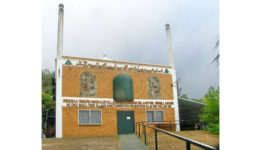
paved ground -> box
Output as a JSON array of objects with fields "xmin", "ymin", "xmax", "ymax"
[{"xmin": 119, "ymin": 134, "xmax": 148, "ymax": 150}]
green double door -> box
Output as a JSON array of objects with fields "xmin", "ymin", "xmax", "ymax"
[{"xmin": 117, "ymin": 111, "xmax": 135, "ymax": 134}]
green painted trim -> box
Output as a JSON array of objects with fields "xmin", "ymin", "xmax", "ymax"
[
  {"xmin": 164, "ymin": 68, "xmax": 169, "ymax": 74},
  {"xmin": 65, "ymin": 59, "xmax": 72, "ymax": 65}
]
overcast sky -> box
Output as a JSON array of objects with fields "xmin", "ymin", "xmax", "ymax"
[{"xmin": 42, "ymin": 0, "xmax": 219, "ymax": 99}]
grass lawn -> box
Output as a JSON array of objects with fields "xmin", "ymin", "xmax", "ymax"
[
  {"xmin": 140, "ymin": 130, "xmax": 219, "ymax": 150},
  {"xmin": 42, "ymin": 135, "xmax": 119, "ymax": 150}
]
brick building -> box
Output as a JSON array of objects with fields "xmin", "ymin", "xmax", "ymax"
[{"xmin": 55, "ymin": 4, "xmax": 180, "ymax": 138}]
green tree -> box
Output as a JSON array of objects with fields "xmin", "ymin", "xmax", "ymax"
[
  {"xmin": 42, "ymin": 69, "xmax": 55, "ymax": 131},
  {"xmin": 42, "ymin": 69, "xmax": 55, "ymax": 111},
  {"xmin": 199, "ymin": 86, "xmax": 219, "ymax": 134},
  {"xmin": 42, "ymin": 69, "xmax": 52, "ymax": 85},
  {"xmin": 180, "ymin": 94, "xmax": 189, "ymax": 99},
  {"xmin": 42, "ymin": 92, "xmax": 55, "ymax": 113},
  {"xmin": 42, "ymin": 69, "xmax": 52, "ymax": 93}
]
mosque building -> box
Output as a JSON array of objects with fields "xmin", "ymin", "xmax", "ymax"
[{"xmin": 55, "ymin": 4, "xmax": 180, "ymax": 138}]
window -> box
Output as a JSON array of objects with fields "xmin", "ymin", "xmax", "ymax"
[
  {"xmin": 80, "ymin": 71, "xmax": 97, "ymax": 97},
  {"xmin": 147, "ymin": 76, "xmax": 161, "ymax": 99},
  {"xmin": 146, "ymin": 111, "xmax": 164, "ymax": 123},
  {"xmin": 113, "ymin": 73, "xmax": 134, "ymax": 100},
  {"xmin": 78, "ymin": 110, "xmax": 101, "ymax": 125}
]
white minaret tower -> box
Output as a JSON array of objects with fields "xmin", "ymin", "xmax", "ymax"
[
  {"xmin": 166, "ymin": 24, "xmax": 175, "ymax": 67},
  {"xmin": 55, "ymin": 3, "xmax": 64, "ymax": 138},
  {"xmin": 165, "ymin": 24, "xmax": 180, "ymax": 131},
  {"xmin": 57, "ymin": 4, "xmax": 64, "ymax": 58}
]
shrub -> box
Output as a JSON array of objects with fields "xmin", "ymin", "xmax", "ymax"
[{"xmin": 199, "ymin": 86, "xmax": 219, "ymax": 134}]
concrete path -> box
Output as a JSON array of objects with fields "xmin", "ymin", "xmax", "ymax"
[{"xmin": 119, "ymin": 134, "xmax": 149, "ymax": 150}]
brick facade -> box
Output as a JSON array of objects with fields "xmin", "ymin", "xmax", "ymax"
[
  {"xmin": 62, "ymin": 107, "xmax": 175, "ymax": 137},
  {"xmin": 62, "ymin": 65, "xmax": 174, "ymax": 99},
  {"xmin": 61, "ymin": 57, "xmax": 176, "ymax": 137}
]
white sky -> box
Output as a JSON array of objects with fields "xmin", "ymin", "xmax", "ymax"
[{"xmin": 42, "ymin": 0, "xmax": 219, "ymax": 99}]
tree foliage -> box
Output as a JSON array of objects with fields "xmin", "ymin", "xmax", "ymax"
[
  {"xmin": 42, "ymin": 69, "xmax": 52, "ymax": 87},
  {"xmin": 42, "ymin": 69, "xmax": 55, "ymax": 117},
  {"xmin": 180, "ymin": 94, "xmax": 188, "ymax": 99},
  {"xmin": 199, "ymin": 86, "xmax": 219, "ymax": 134},
  {"xmin": 42, "ymin": 92, "xmax": 55, "ymax": 115}
]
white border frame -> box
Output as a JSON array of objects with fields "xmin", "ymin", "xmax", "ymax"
[
  {"xmin": 62, "ymin": 57, "xmax": 172, "ymax": 69},
  {"xmin": 78, "ymin": 109, "xmax": 102, "ymax": 125}
]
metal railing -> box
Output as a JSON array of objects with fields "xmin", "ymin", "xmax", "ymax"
[
  {"xmin": 136, "ymin": 121, "xmax": 216, "ymax": 150},
  {"xmin": 136, "ymin": 121, "xmax": 180, "ymax": 132}
]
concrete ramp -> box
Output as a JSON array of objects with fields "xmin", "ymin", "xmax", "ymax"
[{"xmin": 119, "ymin": 134, "xmax": 148, "ymax": 150}]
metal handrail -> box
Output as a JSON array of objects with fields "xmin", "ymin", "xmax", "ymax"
[
  {"xmin": 136, "ymin": 122, "xmax": 216, "ymax": 150},
  {"xmin": 136, "ymin": 120, "xmax": 199, "ymax": 124}
]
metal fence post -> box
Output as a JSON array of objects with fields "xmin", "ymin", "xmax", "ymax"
[
  {"xmin": 155, "ymin": 129, "xmax": 158, "ymax": 150},
  {"xmin": 136, "ymin": 123, "xmax": 137, "ymax": 135},
  {"xmin": 144, "ymin": 126, "xmax": 147, "ymax": 145},
  {"xmin": 170, "ymin": 121, "xmax": 172, "ymax": 131},
  {"xmin": 139, "ymin": 124, "xmax": 140, "ymax": 138},
  {"xmin": 186, "ymin": 141, "xmax": 191, "ymax": 150}
]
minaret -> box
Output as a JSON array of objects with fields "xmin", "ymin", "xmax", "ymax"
[
  {"xmin": 165, "ymin": 24, "xmax": 180, "ymax": 131},
  {"xmin": 165, "ymin": 24, "xmax": 174, "ymax": 67},
  {"xmin": 57, "ymin": 4, "xmax": 64, "ymax": 58},
  {"xmin": 55, "ymin": 3, "xmax": 64, "ymax": 138}
]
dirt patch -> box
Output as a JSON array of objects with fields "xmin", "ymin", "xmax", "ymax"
[
  {"xmin": 140, "ymin": 130, "xmax": 219, "ymax": 150},
  {"xmin": 42, "ymin": 135, "xmax": 119, "ymax": 150}
]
